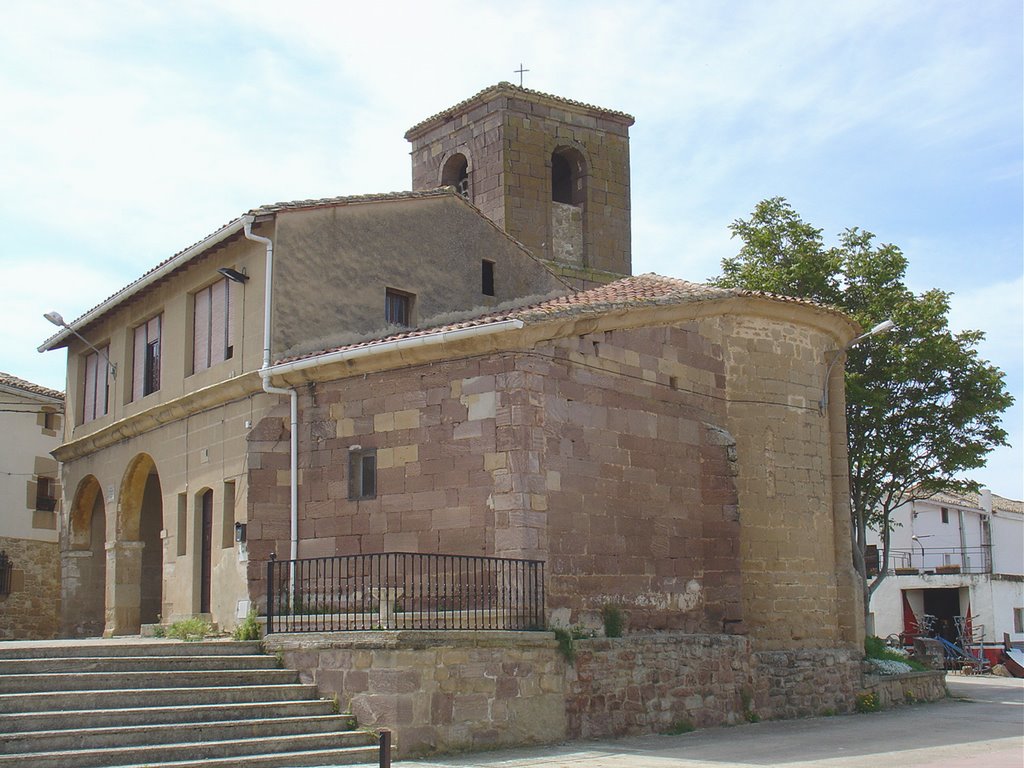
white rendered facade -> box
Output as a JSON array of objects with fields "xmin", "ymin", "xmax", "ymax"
[{"xmin": 867, "ymin": 489, "xmax": 1024, "ymax": 646}]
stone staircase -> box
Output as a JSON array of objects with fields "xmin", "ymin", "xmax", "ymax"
[{"xmin": 0, "ymin": 638, "xmax": 381, "ymax": 767}]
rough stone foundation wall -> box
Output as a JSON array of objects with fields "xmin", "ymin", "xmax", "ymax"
[
  {"xmin": 860, "ymin": 670, "xmax": 946, "ymax": 708},
  {"xmin": 265, "ymin": 631, "xmax": 566, "ymax": 757},
  {"xmin": 567, "ymin": 633, "xmax": 752, "ymax": 738},
  {"xmin": 268, "ymin": 630, "xmax": 875, "ymax": 758},
  {"xmin": 751, "ymin": 648, "xmax": 863, "ymax": 718},
  {"xmin": 0, "ymin": 536, "xmax": 60, "ymax": 639}
]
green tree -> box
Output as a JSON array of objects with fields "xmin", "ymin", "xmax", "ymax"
[{"xmin": 715, "ymin": 197, "xmax": 1013, "ymax": 620}]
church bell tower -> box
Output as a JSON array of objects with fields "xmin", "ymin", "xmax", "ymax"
[{"xmin": 405, "ymin": 82, "xmax": 634, "ymax": 286}]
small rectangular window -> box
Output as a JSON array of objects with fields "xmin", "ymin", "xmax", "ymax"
[
  {"xmin": 385, "ymin": 289, "xmax": 412, "ymax": 327},
  {"xmin": 1014, "ymin": 607, "xmax": 1024, "ymax": 634},
  {"xmin": 35, "ymin": 476, "xmax": 57, "ymax": 512},
  {"xmin": 941, "ymin": 507, "xmax": 949, "ymax": 524},
  {"xmin": 482, "ymin": 260, "xmax": 495, "ymax": 296},
  {"xmin": 348, "ymin": 450, "xmax": 377, "ymax": 500}
]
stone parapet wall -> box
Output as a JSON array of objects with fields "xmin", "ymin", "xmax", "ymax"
[
  {"xmin": 861, "ymin": 670, "xmax": 946, "ymax": 708},
  {"xmin": 567, "ymin": 633, "xmax": 753, "ymax": 737},
  {"xmin": 0, "ymin": 536, "xmax": 59, "ymax": 639},
  {"xmin": 265, "ymin": 631, "xmax": 566, "ymax": 757},
  {"xmin": 267, "ymin": 630, "xmax": 877, "ymax": 758},
  {"xmin": 751, "ymin": 648, "xmax": 863, "ymax": 718}
]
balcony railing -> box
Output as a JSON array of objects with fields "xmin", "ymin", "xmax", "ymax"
[
  {"xmin": 885, "ymin": 545, "xmax": 992, "ymax": 575},
  {"xmin": 266, "ymin": 552, "xmax": 545, "ymax": 634}
]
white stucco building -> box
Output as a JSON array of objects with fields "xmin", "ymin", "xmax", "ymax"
[
  {"xmin": 867, "ymin": 488, "xmax": 1024, "ymax": 652},
  {"xmin": 0, "ymin": 372, "xmax": 64, "ymax": 638}
]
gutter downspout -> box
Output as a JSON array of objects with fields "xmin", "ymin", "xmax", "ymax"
[{"xmin": 242, "ymin": 215, "xmax": 298, "ymax": 566}]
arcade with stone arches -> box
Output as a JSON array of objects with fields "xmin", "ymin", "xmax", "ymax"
[{"xmin": 64, "ymin": 454, "xmax": 165, "ymax": 636}]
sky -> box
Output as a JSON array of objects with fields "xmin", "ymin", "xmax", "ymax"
[{"xmin": 1, "ymin": 0, "xmax": 1021, "ymax": 498}]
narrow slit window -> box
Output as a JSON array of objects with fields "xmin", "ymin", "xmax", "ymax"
[
  {"xmin": 482, "ymin": 260, "xmax": 495, "ymax": 296},
  {"xmin": 348, "ymin": 450, "xmax": 377, "ymax": 500}
]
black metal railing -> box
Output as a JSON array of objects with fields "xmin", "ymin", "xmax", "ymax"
[
  {"xmin": 0, "ymin": 551, "xmax": 12, "ymax": 596},
  {"xmin": 886, "ymin": 545, "xmax": 992, "ymax": 574},
  {"xmin": 266, "ymin": 552, "xmax": 545, "ymax": 634}
]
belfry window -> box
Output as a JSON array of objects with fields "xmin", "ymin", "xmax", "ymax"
[
  {"xmin": 441, "ymin": 153, "xmax": 470, "ymax": 199},
  {"xmin": 551, "ymin": 146, "xmax": 586, "ymax": 206}
]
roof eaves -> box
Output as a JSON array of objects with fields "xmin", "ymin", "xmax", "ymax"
[
  {"xmin": 405, "ymin": 81, "xmax": 635, "ymax": 139},
  {"xmin": 38, "ymin": 218, "xmax": 247, "ymax": 352}
]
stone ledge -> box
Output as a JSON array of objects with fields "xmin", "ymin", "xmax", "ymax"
[{"xmin": 264, "ymin": 629, "xmax": 557, "ymax": 651}]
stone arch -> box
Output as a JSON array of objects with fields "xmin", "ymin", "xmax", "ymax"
[
  {"xmin": 551, "ymin": 144, "xmax": 587, "ymax": 206},
  {"xmin": 549, "ymin": 144, "xmax": 589, "ymax": 267},
  {"xmin": 108, "ymin": 454, "xmax": 164, "ymax": 633},
  {"xmin": 63, "ymin": 475, "xmax": 107, "ymax": 636},
  {"xmin": 440, "ymin": 151, "xmax": 471, "ymax": 200}
]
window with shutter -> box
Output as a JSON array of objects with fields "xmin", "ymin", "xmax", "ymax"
[
  {"xmin": 132, "ymin": 314, "xmax": 162, "ymax": 400},
  {"xmin": 82, "ymin": 346, "xmax": 109, "ymax": 423},
  {"xmin": 193, "ymin": 278, "xmax": 233, "ymax": 373}
]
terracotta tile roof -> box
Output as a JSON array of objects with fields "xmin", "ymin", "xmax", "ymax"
[
  {"xmin": 405, "ymin": 81, "xmax": 635, "ymax": 139},
  {"xmin": 0, "ymin": 372, "xmax": 64, "ymax": 400},
  {"xmin": 38, "ymin": 189, "xmax": 477, "ymax": 351},
  {"xmin": 276, "ymin": 273, "xmax": 845, "ymax": 365},
  {"xmin": 246, "ymin": 188, "xmax": 456, "ymax": 216},
  {"xmin": 925, "ymin": 489, "xmax": 1023, "ymax": 514}
]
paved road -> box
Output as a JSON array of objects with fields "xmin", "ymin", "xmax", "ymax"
[{"xmin": 397, "ymin": 675, "xmax": 1023, "ymax": 768}]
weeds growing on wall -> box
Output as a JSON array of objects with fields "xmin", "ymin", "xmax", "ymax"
[{"xmin": 166, "ymin": 617, "xmax": 214, "ymax": 641}]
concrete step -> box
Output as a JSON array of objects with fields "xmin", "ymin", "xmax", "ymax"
[
  {"xmin": 0, "ymin": 729, "xmax": 379, "ymax": 768},
  {"xmin": 0, "ymin": 653, "xmax": 280, "ymax": 674},
  {"xmin": 2, "ymin": 714, "xmax": 358, "ymax": 754},
  {"xmin": 111, "ymin": 744, "xmax": 382, "ymax": 768},
  {"xmin": 0, "ymin": 667, "xmax": 298, "ymax": 693},
  {"xmin": 0, "ymin": 640, "xmax": 262, "ymax": 660},
  {"xmin": 0, "ymin": 682, "xmax": 321, "ymax": 713},
  {"xmin": 2, "ymin": 697, "xmax": 338, "ymax": 733}
]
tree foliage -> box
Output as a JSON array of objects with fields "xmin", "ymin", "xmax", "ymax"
[{"xmin": 715, "ymin": 197, "xmax": 1013, "ymax": 614}]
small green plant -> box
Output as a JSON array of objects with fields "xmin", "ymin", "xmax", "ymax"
[
  {"xmin": 166, "ymin": 617, "xmax": 213, "ymax": 642},
  {"xmin": 151, "ymin": 625, "xmax": 166, "ymax": 638},
  {"xmin": 553, "ymin": 628, "xmax": 576, "ymax": 663},
  {"xmin": 602, "ymin": 604, "xmax": 624, "ymax": 638},
  {"xmin": 854, "ymin": 691, "xmax": 880, "ymax": 713},
  {"xmin": 665, "ymin": 718, "xmax": 694, "ymax": 735},
  {"xmin": 233, "ymin": 609, "xmax": 261, "ymax": 641},
  {"xmin": 739, "ymin": 687, "xmax": 759, "ymax": 722},
  {"xmin": 904, "ymin": 690, "xmax": 917, "ymax": 705},
  {"xmin": 822, "ymin": 707, "xmax": 837, "ymax": 717},
  {"xmin": 864, "ymin": 635, "xmax": 926, "ymax": 671}
]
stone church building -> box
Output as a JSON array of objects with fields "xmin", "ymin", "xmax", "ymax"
[{"xmin": 41, "ymin": 83, "xmax": 869, "ymax": 749}]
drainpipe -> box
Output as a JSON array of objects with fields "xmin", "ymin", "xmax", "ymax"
[{"xmin": 242, "ymin": 215, "xmax": 298, "ymax": 566}]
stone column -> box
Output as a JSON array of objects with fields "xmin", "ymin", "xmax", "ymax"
[{"xmin": 104, "ymin": 540, "xmax": 144, "ymax": 637}]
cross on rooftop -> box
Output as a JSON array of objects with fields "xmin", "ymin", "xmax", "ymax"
[{"xmin": 514, "ymin": 63, "xmax": 530, "ymax": 87}]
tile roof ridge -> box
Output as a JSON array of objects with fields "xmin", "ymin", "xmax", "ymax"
[
  {"xmin": 405, "ymin": 81, "xmax": 634, "ymax": 139},
  {"xmin": 0, "ymin": 371, "xmax": 64, "ymax": 400}
]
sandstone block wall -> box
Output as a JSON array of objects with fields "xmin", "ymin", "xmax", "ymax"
[
  {"xmin": 715, "ymin": 314, "xmax": 859, "ymax": 649},
  {"xmin": 268, "ymin": 630, "xmax": 871, "ymax": 757},
  {"xmin": 248, "ymin": 322, "xmax": 742, "ymax": 633},
  {"xmin": 751, "ymin": 648, "xmax": 863, "ymax": 718},
  {"xmin": 407, "ymin": 86, "xmax": 633, "ymax": 275},
  {"xmin": 266, "ymin": 631, "xmax": 566, "ymax": 756},
  {"xmin": 0, "ymin": 536, "xmax": 60, "ymax": 639},
  {"xmin": 860, "ymin": 670, "xmax": 947, "ymax": 708},
  {"xmin": 567, "ymin": 634, "xmax": 752, "ymax": 737}
]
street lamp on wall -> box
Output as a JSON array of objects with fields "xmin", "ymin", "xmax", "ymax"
[
  {"xmin": 44, "ymin": 311, "xmax": 118, "ymax": 379},
  {"xmin": 818, "ymin": 319, "xmax": 895, "ymax": 415}
]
